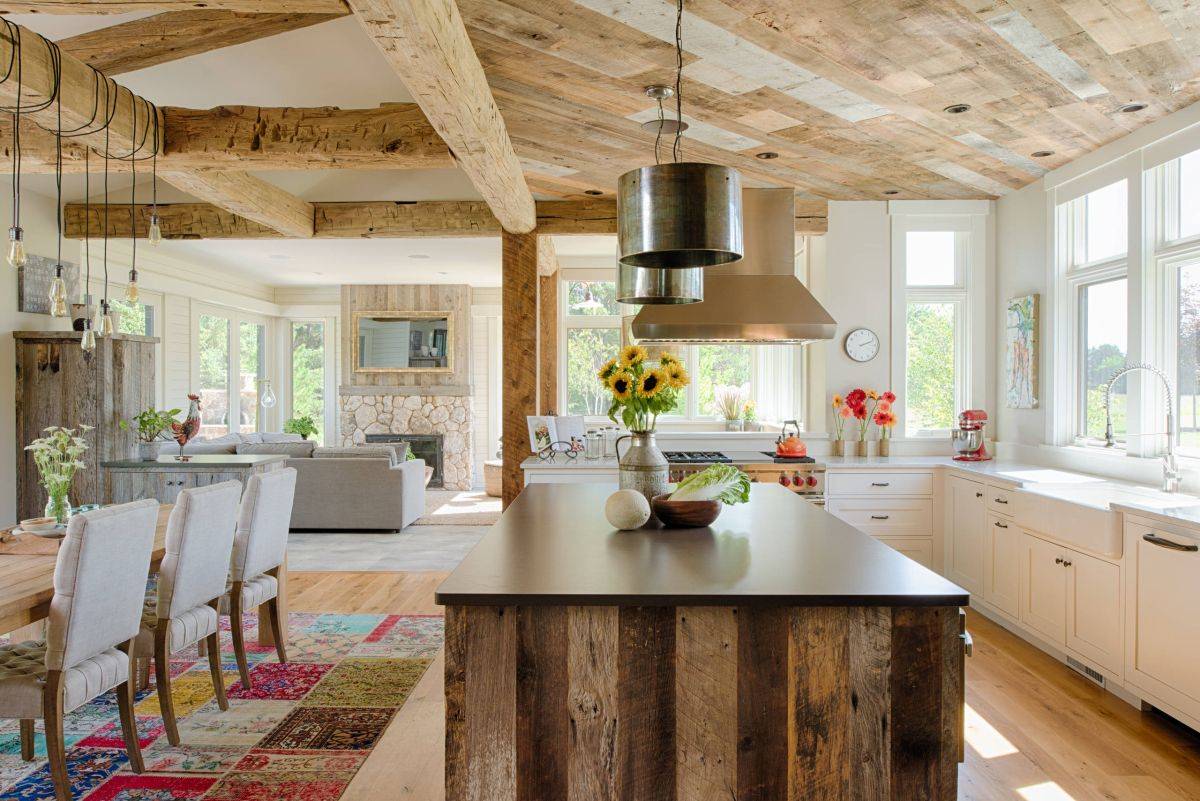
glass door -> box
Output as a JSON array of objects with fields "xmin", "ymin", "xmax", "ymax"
[{"xmin": 194, "ymin": 305, "xmax": 271, "ymax": 437}]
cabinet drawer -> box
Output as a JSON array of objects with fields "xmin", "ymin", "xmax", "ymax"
[
  {"xmin": 826, "ymin": 471, "xmax": 933, "ymax": 497},
  {"xmin": 987, "ymin": 486, "xmax": 1014, "ymax": 514},
  {"xmin": 825, "ymin": 498, "xmax": 932, "ymax": 535}
]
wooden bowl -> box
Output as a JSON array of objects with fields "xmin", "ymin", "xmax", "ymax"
[
  {"xmin": 19, "ymin": 517, "xmax": 58, "ymax": 533},
  {"xmin": 651, "ymin": 495, "xmax": 722, "ymax": 528}
]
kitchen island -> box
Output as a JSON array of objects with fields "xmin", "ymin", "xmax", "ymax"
[{"xmin": 437, "ymin": 483, "xmax": 968, "ymax": 801}]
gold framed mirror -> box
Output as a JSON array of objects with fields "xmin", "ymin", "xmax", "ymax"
[{"xmin": 352, "ymin": 310, "xmax": 454, "ymax": 373}]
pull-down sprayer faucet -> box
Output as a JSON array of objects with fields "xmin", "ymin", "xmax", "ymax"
[{"xmin": 1103, "ymin": 363, "xmax": 1181, "ymax": 493}]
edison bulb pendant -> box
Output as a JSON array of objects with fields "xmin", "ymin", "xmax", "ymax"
[
  {"xmin": 7, "ymin": 227, "xmax": 26, "ymax": 268},
  {"xmin": 124, "ymin": 278, "xmax": 139, "ymax": 304},
  {"xmin": 99, "ymin": 310, "xmax": 114, "ymax": 337},
  {"xmin": 93, "ymin": 304, "xmax": 108, "ymax": 337},
  {"xmin": 49, "ymin": 294, "xmax": 67, "ymax": 318},
  {"xmin": 148, "ymin": 214, "xmax": 162, "ymax": 245},
  {"xmin": 48, "ymin": 269, "xmax": 67, "ymax": 317},
  {"xmin": 80, "ymin": 325, "xmax": 96, "ymax": 354},
  {"xmin": 260, "ymin": 382, "xmax": 277, "ymax": 409}
]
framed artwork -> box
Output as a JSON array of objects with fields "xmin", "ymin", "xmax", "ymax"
[
  {"xmin": 526, "ymin": 415, "xmax": 556, "ymax": 453},
  {"xmin": 1005, "ymin": 293, "xmax": 1039, "ymax": 409},
  {"xmin": 17, "ymin": 255, "xmax": 79, "ymax": 315}
]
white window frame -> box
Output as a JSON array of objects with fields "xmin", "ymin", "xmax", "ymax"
[
  {"xmin": 191, "ymin": 302, "xmax": 272, "ymax": 437},
  {"xmin": 285, "ymin": 317, "xmax": 337, "ymax": 446},
  {"xmin": 1162, "ymin": 247, "xmax": 1200, "ymax": 457},
  {"xmin": 558, "ymin": 270, "xmax": 804, "ymax": 426},
  {"xmin": 890, "ymin": 203, "xmax": 988, "ymax": 439}
]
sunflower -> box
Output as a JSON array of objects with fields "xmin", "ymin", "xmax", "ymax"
[
  {"xmin": 609, "ymin": 371, "xmax": 634, "ymax": 401},
  {"xmin": 597, "ymin": 358, "xmax": 618, "ymax": 382},
  {"xmin": 636, "ymin": 368, "xmax": 666, "ymax": 398},
  {"xmin": 619, "ymin": 344, "xmax": 648, "ymax": 368},
  {"xmin": 664, "ymin": 363, "xmax": 689, "ymax": 389},
  {"xmin": 659, "ymin": 351, "xmax": 681, "ymax": 368}
]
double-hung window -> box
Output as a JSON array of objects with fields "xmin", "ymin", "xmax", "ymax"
[
  {"xmin": 898, "ymin": 229, "xmax": 969, "ymax": 436},
  {"xmin": 1056, "ymin": 180, "xmax": 1129, "ymax": 445}
]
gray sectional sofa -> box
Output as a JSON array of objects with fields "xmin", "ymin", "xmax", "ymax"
[{"xmin": 181, "ymin": 434, "xmax": 427, "ymax": 531}]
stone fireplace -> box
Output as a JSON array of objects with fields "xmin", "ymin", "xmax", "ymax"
[
  {"xmin": 366, "ymin": 433, "xmax": 444, "ymax": 488},
  {"xmin": 339, "ymin": 392, "xmax": 473, "ymax": 490}
]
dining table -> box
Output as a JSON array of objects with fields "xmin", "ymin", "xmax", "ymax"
[{"xmin": 0, "ymin": 504, "xmax": 286, "ymax": 646}]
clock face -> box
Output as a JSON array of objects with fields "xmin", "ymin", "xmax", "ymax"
[{"xmin": 844, "ymin": 328, "xmax": 879, "ymax": 362}]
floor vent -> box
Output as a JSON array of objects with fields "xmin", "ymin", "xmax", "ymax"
[{"xmin": 1067, "ymin": 656, "xmax": 1105, "ymax": 686}]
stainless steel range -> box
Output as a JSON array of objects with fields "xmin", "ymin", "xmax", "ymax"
[{"xmin": 663, "ymin": 450, "xmax": 825, "ymax": 505}]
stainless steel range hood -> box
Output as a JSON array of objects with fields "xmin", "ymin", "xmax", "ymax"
[{"xmin": 630, "ymin": 188, "xmax": 836, "ymax": 344}]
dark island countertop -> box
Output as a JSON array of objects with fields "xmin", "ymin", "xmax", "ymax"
[{"xmin": 436, "ymin": 483, "xmax": 968, "ymax": 607}]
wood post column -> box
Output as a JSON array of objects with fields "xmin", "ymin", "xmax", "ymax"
[
  {"xmin": 502, "ymin": 230, "xmax": 539, "ymax": 508},
  {"xmin": 537, "ymin": 270, "xmax": 559, "ymax": 415}
]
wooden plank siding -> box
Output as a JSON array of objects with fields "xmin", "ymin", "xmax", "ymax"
[{"xmin": 444, "ymin": 604, "xmax": 965, "ymax": 801}]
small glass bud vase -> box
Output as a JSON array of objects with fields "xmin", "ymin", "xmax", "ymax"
[
  {"xmin": 878, "ymin": 437, "xmax": 891, "ymax": 457},
  {"xmin": 44, "ymin": 489, "xmax": 72, "ymax": 525},
  {"xmin": 855, "ymin": 440, "xmax": 868, "ymax": 457}
]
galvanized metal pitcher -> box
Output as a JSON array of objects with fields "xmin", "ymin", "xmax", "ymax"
[{"xmin": 614, "ymin": 430, "xmax": 669, "ymax": 506}]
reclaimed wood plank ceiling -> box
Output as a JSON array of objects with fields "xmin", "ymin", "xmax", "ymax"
[{"xmin": 452, "ymin": 0, "xmax": 1200, "ymax": 200}]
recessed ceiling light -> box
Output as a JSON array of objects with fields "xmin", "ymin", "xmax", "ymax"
[
  {"xmin": 755, "ymin": 151, "xmax": 779, "ymax": 160},
  {"xmin": 943, "ymin": 103, "xmax": 971, "ymax": 114},
  {"xmin": 640, "ymin": 118, "xmax": 689, "ymax": 135},
  {"xmin": 408, "ymin": 254, "xmax": 430, "ymax": 259},
  {"xmin": 883, "ymin": 190, "xmax": 900, "ymax": 196},
  {"xmin": 1031, "ymin": 150, "xmax": 1054, "ymax": 158},
  {"xmin": 584, "ymin": 189, "xmax": 603, "ymax": 196},
  {"xmin": 437, "ymin": 271, "xmax": 449, "ymax": 276},
  {"xmin": 268, "ymin": 254, "xmax": 289, "ymax": 261},
  {"xmin": 1118, "ymin": 102, "xmax": 1147, "ymax": 113},
  {"xmin": 313, "ymin": 271, "xmax": 323, "ymax": 276}
]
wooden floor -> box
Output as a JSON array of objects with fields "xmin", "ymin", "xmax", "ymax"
[{"xmin": 290, "ymin": 571, "xmax": 1200, "ymax": 801}]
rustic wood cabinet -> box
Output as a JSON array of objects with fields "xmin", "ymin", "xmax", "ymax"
[
  {"xmin": 102, "ymin": 455, "xmax": 288, "ymax": 505},
  {"xmin": 14, "ymin": 331, "xmax": 157, "ymax": 520}
]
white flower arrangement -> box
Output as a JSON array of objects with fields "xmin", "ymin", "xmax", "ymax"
[{"xmin": 25, "ymin": 426, "xmax": 92, "ymax": 500}]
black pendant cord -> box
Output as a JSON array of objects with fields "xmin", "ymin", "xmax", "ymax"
[
  {"xmin": 10, "ymin": 24, "xmax": 20, "ymax": 234},
  {"xmin": 54, "ymin": 65, "xmax": 61, "ymax": 270},
  {"xmin": 129, "ymin": 91, "xmax": 136, "ymax": 283},
  {"xmin": 83, "ymin": 146, "xmax": 90, "ymax": 312},
  {"xmin": 654, "ymin": 96, "xmax": 664, "ymax": 166},
  {"xmin": 150, "ymin": 108, "xmax": 158, "ymax": 215},
  {"xmin": 672, "ymin": 0, "xmax": 684, "ymax": 164},
  {"xmin": 102, "ymin": 90, "xmax": 110, "ymax": 313}
]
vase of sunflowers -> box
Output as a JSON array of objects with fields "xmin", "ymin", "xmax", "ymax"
[{"xmin": 599, "ymin": 345, "xmax": 689, "ymax": 507}]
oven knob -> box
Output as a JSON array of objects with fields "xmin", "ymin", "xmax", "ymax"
[
  {"xmin": 806, "ymin": 475, "xmax": 817, "ymax": 488},
  {"xmin": 778, "ymin": 474, "xmax": 790, "ymax": 487}
]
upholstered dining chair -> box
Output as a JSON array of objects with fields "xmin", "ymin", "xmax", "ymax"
[
  {"xmin": 134, "ymin": 481, "xmax": 241, "ymax": 746},
  {"xmin": 220, "ymin": 467, "xmax": 297, "ymax": 688},
  {"xmin": 0, "ymin": 499, "xmax": 159, "ymax": 801}
]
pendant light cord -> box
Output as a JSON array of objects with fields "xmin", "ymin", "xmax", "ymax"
[
  {"xmin": 129, "ymin": 91, "xmax": 136, "ymax": 278},
  {"xmin": 10, "ymin": 23, "xmax": 20, "ymax": 232},
  {"xmin": 102, "ymin": 80, "xmax": 111, "ymax": 311},
  {"xmin": 672, "ymin": 0, "xmax": 684, "ymax": 164},
  {"xmin": 54, "ymin": 64, "xmax": 61, "ymax": 269}
]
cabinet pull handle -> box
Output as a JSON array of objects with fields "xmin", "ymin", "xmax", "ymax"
[
  {"xmin": 1142, "ymin": 533, "xmax": 1199, "ymax": 552},
  {"xmin": 994, "ymin": 497, "xmax": 1008, "ymax": 504},
  {"xmin": 871, "ymin": 482, "xmax": 890, "ymax": 487},
  {"xmin": 1054, "ymin": 557, "xmax": 1063, "ymax": 565},
  {"xmin": 1063, "ymin": 560, "xmax": 1072, "ymax": 567},
  {"xmin": 870, "ymin": 514, "xmax": 890, "ymax": 520},
  {"xmin": 994, "ymin": 521, "xmax": 1008, "ymax": 529},
  {"xmin": 960, "ymin": 630, "xmax": 973, "ymax": 658},
  {"xmin": 975, "ymin": 492, "xmax": 983, "ymax": 498}
]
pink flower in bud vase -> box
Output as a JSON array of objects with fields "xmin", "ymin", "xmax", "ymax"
[
  {"xmin": 882, "ymin": 391, "xmax": 896, "ymax": 404},
  {"xmin": 839, "ymin": 405, "xmax": 852, "ymax": 419}
]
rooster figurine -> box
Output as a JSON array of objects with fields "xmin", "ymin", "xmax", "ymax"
[{"xmin": 171, "ymin": 394, "xmax": 202, "ymax": 460}]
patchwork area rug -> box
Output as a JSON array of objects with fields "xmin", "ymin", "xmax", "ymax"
[
  {"xmin": 0, "ymin": 612, "xmax": 443, "ymax": 800},
  {"xmin": 415, "ymin": 489, "xmax": 501, "ymax": 526}
]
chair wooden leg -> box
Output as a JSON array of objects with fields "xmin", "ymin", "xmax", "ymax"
[
  {"xmin": 206, "ymin": 601, "xmax": 228, "ymax": 711},
  {"xmin": 137, "ymin": 657, "xmax": 151, "ymax": 692},
  {"xmin": 154, "ymin": 622, "xmax": 181, "ymax": 746},
  {"xmin": 116, "ymin": 639, "xmax": 145, "ymax": 773},
  {"xmin": 228, "ymin": 584, "xmax": 252, "ymax": 689},
  {"xmin": 18, "ymin": 719, "xmax": 34, "ymax": 761},
  {"xmin": 41, "ymin": 671, "xmax": 70, "ymax": 801},
  {"xmin": 267, "ymin": 595, "xmax": 287, "ymax": 664}
]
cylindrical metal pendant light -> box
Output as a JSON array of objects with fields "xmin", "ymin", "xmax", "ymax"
[
  {"xmin": 617, "ymin": 261, "xmax": 703, "ymax": 305},
  {"xmin": 617, "ymin": 162, "xmax": 743, "ymax": 270}
]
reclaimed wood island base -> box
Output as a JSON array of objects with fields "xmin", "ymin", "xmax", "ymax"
[{"xmin": 437, "ymin": 484, "xmax": 968, "ymax": 801}]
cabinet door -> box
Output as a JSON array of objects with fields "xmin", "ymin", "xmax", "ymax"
[
  {"xmin": 984, "ymin": 513, "xmax": 1019, "ymax": 619},
  {"xmin": 1020, "ymin": 532, "xmax": 1066, "ymax": 645},
  {"xmin": 1065, "ymin": 549, "xmax": 1122, "ymax": 677},
  {"xmin": 1131, "ymin": 524, "xmax": 1200, "ymax": 703},
  {"xmin": 946, "ymin": 475, "xmax": 986, "ymax": 595}
]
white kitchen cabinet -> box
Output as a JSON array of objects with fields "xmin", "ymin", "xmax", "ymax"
[
  {"xmin": 1019, "ymin": 531, "xmax": 1067, "ymax": 645},
  {"xmin": 823, "ymin": 497, "xmax": 932, "ymax": 536},
  {"xmin": 1125, "ymin": 517, "xmax": 1200, "ymax": 722},
  {"xmin": 1066, "ymin": 549, "xmax": 1122, "ymax": 676},
  {"xmin": 984, "ymin": 512, "xmax": 1019, "ymax": 619},
  {"xmin": 946, "ymin": 474, "xmax": 986, "ymax": 596}
]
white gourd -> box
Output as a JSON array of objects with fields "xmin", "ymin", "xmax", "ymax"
[{"xmin": 605, "ymin": 489, "xmax": 651, "ymax": 530}]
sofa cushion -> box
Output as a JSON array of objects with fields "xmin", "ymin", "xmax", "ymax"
[
  {"xmin": 181, "ymin": 433, "xmax": 239, "ymax": 455},
  {"xmin": 240, "ymin": 433, "xmax": 264, "ymax": 444},
  {"xmin": 312, "ymin": 445, "xmax": 400, "ymax": 465},
  {"xmin": 261, "ymin": 433, "xmax": 304, "ymax": 443},
  {"xmin": 237, "ymin": 441, "xmax": 316, "ymax": 458}
]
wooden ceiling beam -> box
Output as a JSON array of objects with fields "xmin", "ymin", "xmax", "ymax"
[
  {"xmin": 0, "ymin": 103, "xmax": 453, "ymax": 171},
  {"xmin": 58, "ymin": 9, "xmax": 347, "ymax": 75},
  {"xmin": 159, "ymin": 170, "xmax": 315, "ymax": 238},
  {"xmin": 349, "ymin": 0, "xmax": 536, "ymax": 233},
  {"xmin": 64, "ymin": 198, "xmax": 828, "ymax": 239},
  {"xmin": 0, "ymin": 1, "xmax": 347, "ymax": 12}
]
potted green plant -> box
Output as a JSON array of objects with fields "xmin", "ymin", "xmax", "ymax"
[
  {"xmin": 120, "ymin": 407, "xmax": 182, "ymax": 461},
  {"xmin": 283, "ymin": 415, "xmax": 318, "ymax": 440},
  {"xmin": 25, "ymin": 426, "xmax": 91, "ymax": 523}
]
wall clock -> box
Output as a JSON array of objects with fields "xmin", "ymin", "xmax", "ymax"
[{"xmin": 844, "ymin": 328, "xmax": 880, "ymax": 362}]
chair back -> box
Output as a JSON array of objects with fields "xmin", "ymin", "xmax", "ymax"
[
  {"xmin": 156, "ymin": 481, "xmax": 241, "ymax": 619},
  {"xmin": 231, "ymin": 467, "xmax": 297, "ymax": 582},
  {"xmin": 45, "ymin": 499, "xmax": 159, "ymax": 671}
]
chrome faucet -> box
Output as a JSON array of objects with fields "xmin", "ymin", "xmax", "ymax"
[{"xmin": 1103, "ymin": 363, "xmax": 1181, "ymax": 493}]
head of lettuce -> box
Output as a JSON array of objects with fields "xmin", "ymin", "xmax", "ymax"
[{"xmin": 668, "ymin": 463, "xmax": 751, "ymax": 505}]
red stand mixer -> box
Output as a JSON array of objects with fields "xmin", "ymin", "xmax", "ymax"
[{"xmin": 951, "ymin": 409, "xmax": 991, "ymax": 461}]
